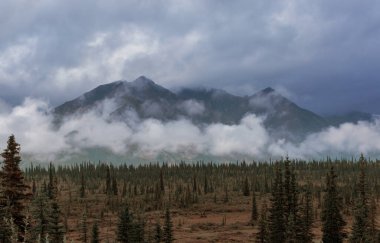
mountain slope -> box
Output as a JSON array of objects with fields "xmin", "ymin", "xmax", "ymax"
[{"xmin": 54, "ymin": 76, "xmax": 329, "ymax": 141}]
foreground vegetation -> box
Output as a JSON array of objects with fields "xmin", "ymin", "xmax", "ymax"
[{"xmin": 0, "ymin": 135, "xmax": 380, "ymax": 242}]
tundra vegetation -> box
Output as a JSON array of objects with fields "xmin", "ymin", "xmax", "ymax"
[{"xmin": 0, "ymin": 135, "xmax": 379, "ymax": 242}]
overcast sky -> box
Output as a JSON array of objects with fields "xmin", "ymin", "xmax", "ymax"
[{"xmin": 1, "ymin": 0, "xmax": 380, "ymax": 115}]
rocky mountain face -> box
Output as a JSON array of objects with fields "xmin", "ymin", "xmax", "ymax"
[{"xmin": 54, "ymin": 76, "xmax": 371, "ymax": 142}]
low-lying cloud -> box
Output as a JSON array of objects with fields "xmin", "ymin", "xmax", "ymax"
[{"xmin": 0, "ymin": 98, "xmax": 379, "ymax": 163}]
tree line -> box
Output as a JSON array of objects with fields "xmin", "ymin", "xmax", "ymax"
[{"xmin": 0, "ymin": 135, "xmax": 379, "ymax": 242}]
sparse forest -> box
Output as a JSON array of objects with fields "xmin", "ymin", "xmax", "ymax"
[{"xmin": 1, "ymin": 135, "xmax": 380, "ymax": 242}]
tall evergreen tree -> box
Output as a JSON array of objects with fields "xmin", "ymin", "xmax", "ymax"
[
  {"xmin": 0, "ymin": 135, "xmax": 31, "ymax": 240},
  {"xmin": 80, "ymin": 170, "xmax": 85, "ymax": 198},
  {"xmin": 300, "ymin": 186, "xmax": 314, "ymax": 243},
  {"xmin": 160, "ymin": 169, "xmax": 165, "ymax": 192},
  {"xmin": 117, "ymin": 206, "xmax": 132, "ymax": 243},
  {"xmin": 243, "ymin": 177, "xmax": 250, "ymax": 196},
  {"xmin": 350, "ymin": 154, "xmax": 371, "ymax": 242},
  {"xmin": 321, "ymin": 166, "xmax": 346, "ymax": 243},
  {"xmin": 80, "ymin": 209, "xmax": 88, "ymax": 243},
  {"xmin": 47, "ymin": 200, "xmax": 65, "ymax": 243},
  {"xmin": 256, "ymin": 200, "xmax": 268, "ymax": 243},
  {"xmin": 91, "ymin": 222, "xmax": 99, "ymax": 243},
  {"xmin": 251, "ymin": 192, "xmax": 258, "ymax": 223},
  {"xmin": 31, "ymin": 189, "xmax": 50, "ymax": 241},
  {"xmin": 163, "ymin": 207, "xmax": 173, "ymax": 243},
  {"xmin": 106, "ymin": 166, "xmax": 111, "ymax": 195},
  {"xmin": 154, "ymin": 221, "xmax": 162, "ymax": 243},
  {"xmin": 112, "ymin": 177, "xmax": 118, "ymax": 196},
  {"xmin": 47, "ymin": 163, "xmax": 57, "ymax": 200},
  {"xmin": 268, "ymin": 163, "xmax": 285, "ymax": 243}
]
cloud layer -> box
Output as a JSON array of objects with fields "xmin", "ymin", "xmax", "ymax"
[
  {"xmin": 0, "ymin": 98, "xmax": 379, "ymax": 163},
  {"xmin": 1, "ymin": 0, "xmax": 380, "ymax": 114}
]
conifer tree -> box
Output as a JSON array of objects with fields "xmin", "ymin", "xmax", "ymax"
[
  {"xmin": 268, "ymin": 163, "xmax": 285, "ymax": 243},
  {"xmin": 80, "ymin": 170, "xmax": 85, "ymax": 198},
  {"xmin": 80, "ymin": 209, "xmax": 88, "ymax": 243},
  {"xmin": 31, "ymin": 189, "xmax": 50, "ymax": 241},
  {"xmin": 160, "ymin": 169, "xmax": 165, "ymax": 192},
  {"xmin": 47, "ymin": 163, "xmax": 57, "ymax": 200},
  {"xmin": 321, "ymin": 166, "xmax": 346, "ymax": 243},
  {"xmin": 251, "ymin": 192, "xmax": 258, "ymax": 223},
  {"xmin": 369, "ymin": 196, "xmax": 378, "ymax": 242},
  {"xmin": 163, "ymin": 207, "xmax": 173, "ymax": 243},
  {"xmin": 112, "ymin": 177, "xmax": 118, "ymax": 196},
  {"xmin": 91, "ymin": 222, "xmax": 99, "ymax": 243},
  {"xmin": 0, "ymin": 135, "xmax": 31, "ymax": 240},
  {"xmin": 154, "ymin": 221, "xmax": 162, "ymax": 243},
  {"xmin": 106, "ymin": 166, "xmax": 111, "ymax": 195},
  {"xmin": 300, "ymin": 186, "xmax": 313, "ymax": 243},
  {"xmin": 47, "ymin": 200, "xmax": 65, "ymax": 243},
  {"xmin": 256, "ymin": 200, "xmax": 268, "ymax": 243},
  {"xmin": 243, "ymin": 177, "xmax": 250, "ymax": 196},
  {"xmin": 117, "ymin": 206, "xmax": 132, "ymax": 242},
  {"xmin": 350, "ymin": 154, "xmax": 371, "ymax": 242}
]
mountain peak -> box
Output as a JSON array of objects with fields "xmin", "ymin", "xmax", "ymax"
[
  {"xmin": 261, "ymin": 87, "xmax": 275, "ymax": 94},
  {"xmin": 134, "ymin": 75, "xmax": 154, "ymax": 84}
]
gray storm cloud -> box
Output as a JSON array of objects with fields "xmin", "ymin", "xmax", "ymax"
[
  {"xmin": 0, "ymin": 0, "xmax": 380, "ymax": 114},
  {"xmin": 0, "ymin": 98, "xmax": 379, "ymax": 162}
]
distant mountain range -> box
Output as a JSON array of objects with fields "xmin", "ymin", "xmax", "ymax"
[{"xmin": 54, "ymin": 76, "xmax": 374, "ymax": 142}]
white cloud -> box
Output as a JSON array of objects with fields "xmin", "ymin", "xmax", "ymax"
[
  {"xmin": 178, "ymin": 99, "xmax": 205, "ymax": 116},
  {"xmin": 0, "ymin": 98, "xmax": 380, "ymax": 162}
]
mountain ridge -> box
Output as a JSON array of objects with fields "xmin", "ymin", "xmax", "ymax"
[{"xmin": 54, "ymin": 76, "xmax": 373, "ymax": 142}]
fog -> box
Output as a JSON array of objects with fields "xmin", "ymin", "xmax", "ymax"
[{"xmin": 0, "ymin": 98, "xmax": 379, "ymax": 163}]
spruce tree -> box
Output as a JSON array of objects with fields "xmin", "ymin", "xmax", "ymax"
[
  {"xmin": 112, "ymin": 177, "xmax": 118, "ymax": 196},
  {"xmin": 251, "ymin": 192, "xmax": 258, "ymax": 223},
  {"xmin": 300, "ymin": 186, "xmax": 313, "ymax": 243},
  {"xmin": 91, "ymin": 222, "xmax": 99, "ymax": 243},
  {"xmin": 268, "ymin": 163, "xmax": 285, "ymax": 243},
  {"xmin": 350, "ymin": 154, "xmax": 371, "ymax": 242},
  {"xmin": 0, "ymin": 135, "xmax": 31, "ymax": 240},
  {"xmin": 321, "ymin": 166, "xmax": 346, "ymax": 243},
  {"xmin": 163, "ymin": 207, "xmax": 173, "ymax": 243},
  {"xmin": 80, "ymin": 209, "xmax": 88, "ymax": 243},
  {"xmin": 160, "ymin": 169, "xmax": 165, "ymax": 192},
  {"xmin": 243, "ymin": 177, "xmax": 250, "ymax": 196},
  {"xmin": 80, "ymin": 170, "xmax": 85, "ymax": 198},
  {"xmin": 47, "ymin": 200, "xmax": 65, "ymax": 243},
  {"xmin": 256, "ymin": 200, "xmax": 268, "ymax": 243},
  {"xmin": 106, "ymin": 166, "xmax": 111, "ymax": 195},
  {"xmin": 154, "ymin": 221, "xmax": 162, "ymax": 243},
  {"xmin": 31, "ymin": 189, "xmax": 50, "ymax": 241},
  {"xmin": 117, "ymin": 206, "xmax": 132, "ymax": 242}
]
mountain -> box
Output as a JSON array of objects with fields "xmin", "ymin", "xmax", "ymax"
[
  {"xmin": 54, "ymin": 76, "xmax": 330, "ymax": 141},
  {"xmin": 325, "ymin": 111, "xmax": 374, "ymax": 127}
]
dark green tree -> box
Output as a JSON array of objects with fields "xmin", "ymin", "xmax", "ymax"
[
  {"xmin": 160, "ymin": 169, "xmax": 165, "ymax": 192},
  {"xmin": 300, "ymin": 186, "xmax": 313, "ymax": 243},
  {"xmin": 106, "ymin": 166, "xmax": 111, "ymax": 195},
  {"xmin": 117, "ymin": 206, "xmax": 132, "ymax": 243},
  {"xmin": 80, "ymin": 209, "xmax": 88, "ymax": 243},
  {"xmin": 47, "ymin": 201, "xmax": 65, "ymax": 243},
  {"xmin": 154, "ymin": 221, "xmax": 162, "ymax": 243},
  {"xmin": 163, "ymin": 207, "xmax": 173, "ymax": 243},
  {"xmin": 350, "ymin": 154, "xmax": 371, "ymax": 242},
  {"xmin": 91, "ymin": 222, "xmax": 99, "ymax": 243},
  {"xmin": 256, "ymin": 200, "xmax": 268, "ymax": 243},
  {"xmin": 321, "ymin": 166, "xmax": 346, "ymax": 243},
  {"xmin": 0, "ymin": 135, "xmax": 31, "ymax": 240},
  {"xmin": 243, "ymin": 177, "xmax": 250, "ymax": 196},
  {"xmin": 31, "ymin": 189, "xmax": 50, "ymax": 241},
  {"xmin": 251, "ymin": 192, "xmax": 258, "ymax": 223},
  {"xmin": 112, "ymin": 177, "xmax": 118, "ymax": 196},
  {"xmin": 80, "ymin": 170, "xmax": 85, "ymax": 198},
  {"xmin": 268, "ymin": 163, "xmax": 285, "ymax": 243}
]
